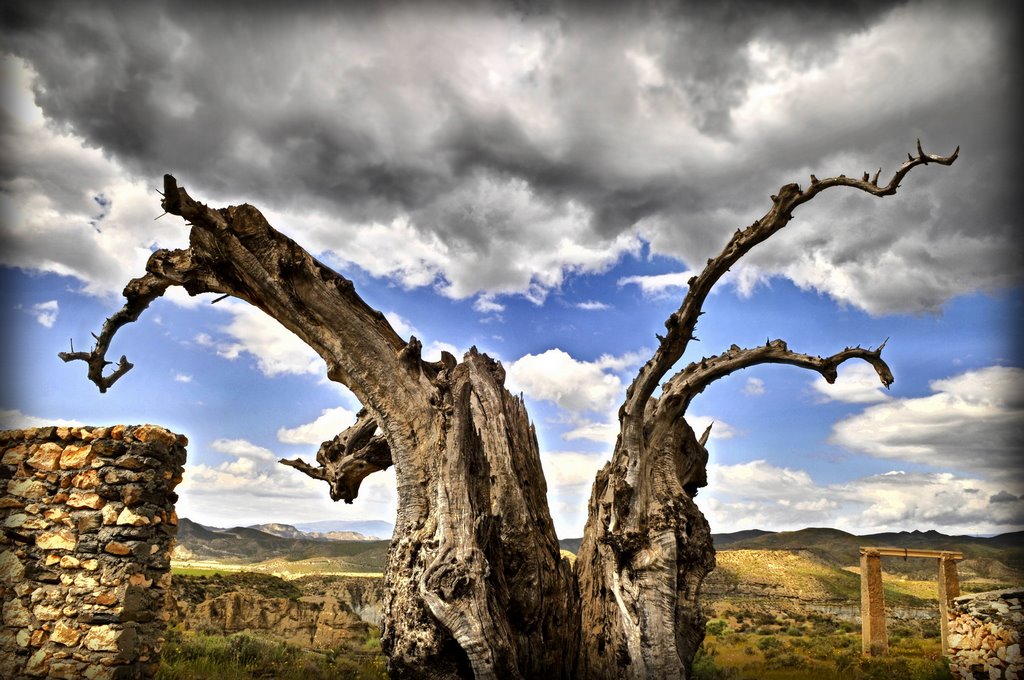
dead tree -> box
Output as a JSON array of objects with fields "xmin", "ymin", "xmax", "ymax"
[{"xmin": 61, "ymin": 142, "xmax": 957, "ymax": 679}]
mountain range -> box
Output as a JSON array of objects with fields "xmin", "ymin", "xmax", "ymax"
[{"xmin": 173, "ymin": 518, "xmax": 1023, "ymax": 583}]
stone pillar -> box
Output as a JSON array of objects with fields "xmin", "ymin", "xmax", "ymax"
[
  {"xmin": 0, "ymin": 425, "xmax": 186, "ymax": 680},
  {"xmin": 937, "ymin": 554, "xmax": 961, "ymax": 656},
  {"xmin": 860, "ymin": 549, "xmax": 888, "ymax": 656}
]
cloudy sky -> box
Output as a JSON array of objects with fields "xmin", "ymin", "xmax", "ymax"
[{"xmin": 2, "ymin": 1, "xmax": 1021, "ymax": 538}]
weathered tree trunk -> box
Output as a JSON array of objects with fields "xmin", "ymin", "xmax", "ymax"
[
  {"xmin": 380, "ymin": 350, "xmax": 577, "ymax": 679},
  {"xmin": 61, "ymin": 143, "xmax": 957, "ymax": 679},
  {"xmin": 576, "ymin": 416, "xmax": 715, "ymax": 678}
]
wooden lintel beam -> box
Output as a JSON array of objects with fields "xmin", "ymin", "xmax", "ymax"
[{"xmin": 859, "ymin": 547, "xmax": 963, "ymax": 560}]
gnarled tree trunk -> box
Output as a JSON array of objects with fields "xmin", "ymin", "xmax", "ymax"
[{"xmin": 62, "ymin": 142, "xmax": 957, "ymax": 678}]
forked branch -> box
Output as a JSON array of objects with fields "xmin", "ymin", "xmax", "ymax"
[
  {"xmin": 280, "ymin": 408, "xmax": 393, "ymax": 503},
  {"xmin": 657, "ymin": 339, "xmax": 893, "ymax": 420},
  {"xmin": 57, "ymin": 245, "xmax": 228, "ymax": 392},
  {"xmin": 57, "ymin": 273, "xmax": 170, "ymax": 392},
  {"xmin": 624, "ymin": 141, "xmax": 956, "ymax": 420},
  {"xmin": 60, "ymin": 175, "xmax": 430, "ymax": 425},
  {"xmin": 794, "ymin": 140, "xmax": 959, "ymax": 206}
]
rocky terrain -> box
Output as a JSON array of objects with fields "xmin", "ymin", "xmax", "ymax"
[
  {"xmin": 170, "ymin": 571, "xmax": 385, "ymax": 651},
  {"xmin": 168, "ymin": 519, "xmax": 1024, "ymax": 652}
]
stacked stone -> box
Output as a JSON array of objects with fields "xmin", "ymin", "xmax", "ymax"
[
  {"xmin": 946, "ymin": 589, "xmax": 1023, "ymax": 680},
  {"xmin": 0, "ymin": 425, "xmax": 187, "ymax": 680}
]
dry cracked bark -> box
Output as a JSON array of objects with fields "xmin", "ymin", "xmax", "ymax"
[{"xmin": 61, "ymin": 142, "xmax": 957, "ymax": 678}]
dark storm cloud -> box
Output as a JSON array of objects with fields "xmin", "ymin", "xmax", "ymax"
[
  {"xmin": 991, "ymin": 491, "xmax": 1019, "ymax": 504},
  {"xmin": 0, "ymin": 1, "xmax": 900, "ymax": 212},
  {"xmin": 2, "ymin": 0, "xmax": 1021, "ymax": 309}
]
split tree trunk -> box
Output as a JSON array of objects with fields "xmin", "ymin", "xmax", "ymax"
[{"xmin": 60, "ymin": 143, "xmax": 957, "ymax": 679}]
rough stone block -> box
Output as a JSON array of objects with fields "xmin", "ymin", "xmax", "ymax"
[
  {"xmin": 103, "ymin": 541, "xmax": 133, "ymax": 556},
  {"xmin": 72, "ymin": 469, "xmax": 101, "ymax": 489},
  {"xmin": 25, "ymin": 647, "xmax": 50, "ymax": 676},
  {"xmin": 3, "ymin": 598, "xmax": 32, "ymax": 626},
  {"xmin": 67, "ymin": 492, "xmax": 106, "ymax": 510},
  {"xmin": 2, "ymin": 443, "xmax": 29, "ymax": 464},
  {"xmin": 52, "ymin": 620, "xmax": 82, "ymax": 647},
  {"xmin": 0, "ymin": 548, "xmax": 26, "ymax": 581},
  {"xmin": 27, "ymin": 443, "xmax": 63, "ymax": 471},
  {"xmin": 37, "ymin": 528, "xmax": 77, "ymax": 551},
  {"xmin": 50, "ymin": 659, "xmax": 85, "ymax": 679},
  {"xmin": 34, "ymin": 603, "xmax": 63, "ymax": 620},
  {"xmin": 130, "ymin": 424, "xmax": 178, "ymax": 447},
  {"xmin": 83, "ymin": 624, "xmax": 123, "ymax": 652},
  {"xmin": 8, "ymin": 478, "xmax": 49, "ymax": 499},
  {"xmin": 61, "ymin": 444, "xmax": 96, "ymax": 471},
  {"xmin": 116, "ymin": 508, "xmax": 150, "ymax": 526}
]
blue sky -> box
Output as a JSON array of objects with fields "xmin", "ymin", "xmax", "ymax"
[{"xmin": 1, "ymin": 1, "xmax": 1021, "ymax": 538}]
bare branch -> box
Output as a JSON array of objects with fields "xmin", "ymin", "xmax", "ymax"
[
  {"xmin": 64, "ymin": 174, "xmax": 434, "ymax": 431},
  {"xmin": 279, "ymin": 408, "xmax": 393, "ymax": 503},
  {"xmin": 697, "ymin": 423, "xmax": 713, "ymax": 448},
  {"xmin": 158, "ymin": 174, "xmax": 430, "ymax": 420},
  {"xmin": 622, "ymin": 142, "xmax": 956, "ymax": 427},
  {"xmin": 656, "ymin": 339, "xmax": 893, "ymax": 420},
  {"xmin": 58, "ymin": 246, "xmax": 228, "ymax": 392},
  {"xmin": 58, "ymin": 272, "xmax": 171, "ymax": 392},
  {"xmin": 790, "ymin": 140, "xmax": 958, "ymax": 207}
]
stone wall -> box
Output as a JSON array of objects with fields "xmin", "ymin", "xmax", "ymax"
[
  {"xmin": 0, "ymin": 425, "xmax": 186, "ymax": 679},
  {"xmin": 947, "ymin": 589, "xmax": 1024, "ymax": 680}
]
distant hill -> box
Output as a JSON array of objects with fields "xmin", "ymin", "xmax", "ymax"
[
  {"xmin": 292, "ymin": 519, "xmax": 394, "ymax": 540},
  {"xmin": 174, "ymin": 518, "xmax": 1023, "ymax": 585},
  {"xmin": 248, "ymin": 522, "xmax": 377, "ymax": 542},
  {"xmin": 710, "ymin": 529, "xmax": 773, "ymax": 548},
  {"xmin": 709, "ymin": 527, "xmax": 1024, "ymax": 580},
  {"xmin": 174, "ymin": 518, "xmax": 389, "ymax": 570}
]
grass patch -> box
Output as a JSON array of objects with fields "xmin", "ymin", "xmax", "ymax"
[
  {"xmin": 700, "ymin": 607, "xmax": 953, "ymax": 680},
  {"xmin": 156, "ymin": 626, "xmax": 387, "ymax": 680},
  {"xmin": 172, "ymin": 566, "xmax": 231, "ymax": 577}
]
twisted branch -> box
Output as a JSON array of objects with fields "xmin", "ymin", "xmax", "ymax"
[
  {"xmin": 57, "ymin": 273, "xmax": 171, "ymax": 392},
  {"xmin": 623, "ymin": 141, "xmax": 957, "ymax": 424},
  {"xmin": 57, "ymin": 245, "xmax": 228, "ymax": 392},
  {"xmin": 656, "ymin": 339, "xmax": 893, "ymax": 421},
  {"xmin": 280, "ymin": 408, "xmax": 393, "ymax": 503}
]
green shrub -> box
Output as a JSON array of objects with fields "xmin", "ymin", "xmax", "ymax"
[
  {"xmin": 691, "ymin": 646, "xmax": 736, "ymax": 680},
  {"xmin": 856, "ymin": 656, "xmax": 953, "ymax": 680},
  {"xmin": 764, "ymin": 650, "xmax": 807, "ymax": 669},
  {"xmin": 706, "ymin": 619, "xmax": 730, "ymax": 636},
  {"xmin": 757, "ymin": 636, "xmax": 783, "ymax": 653}
]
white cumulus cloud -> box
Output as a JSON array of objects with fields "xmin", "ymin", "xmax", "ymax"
[
  {"xmin": 506, "ymin": 348, "xmax": 627, "ymax": 415},
  {"xmin": 830, "ymin": 366, "xmax": 1024, "ymax": 475},
  {"xmin": 0, "ymin": 409, "xmax": 83, "ymax": 429},
  {"xmin": 812, "ymin": 362, "xmax": 892, "ymax": 404},
  {"xmin": 703, "ymin": 460, "xmax": 1024, "ymax": 536},
  {"xmin": 26, "ymin": 300, "xmax": 59, "ymax": 328},
  {"xmin": 618, "ymin": 271, "xmax": 697, "ymax": 298},
  {"xmin": 277, "ymin": 407, "xmax": 359, "ymax": 445}
]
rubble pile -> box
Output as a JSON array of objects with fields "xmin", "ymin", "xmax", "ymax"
[{"xmin": 947, "ymin": 589, "xmax": 1023, "ymax": 680}]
